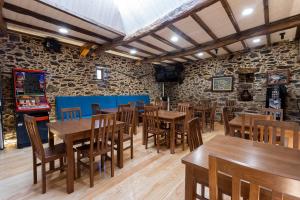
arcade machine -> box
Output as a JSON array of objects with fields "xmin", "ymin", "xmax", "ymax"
[
  {"xmin": 13, "ymin": 68, "xmax": 51, "ymax": 148},
  {"xmin": 266, "ymin": 85, "xmax": 287, "ymax": 120}
]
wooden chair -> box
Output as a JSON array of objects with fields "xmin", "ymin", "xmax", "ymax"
[
  {"xmin": 263, "ymin": 107, "xmax": 283, "ymax": 121},
  {"xmin": 240, "ymin": 113, "xmax": 273, "ymax": 140},
  {"xmin": 222, "ymin": 107, "xmax": 231, "ymax": 136},
  {"xmin": 91, "ymin": 103, "xmax": 101, "ymax": 115},
  {"xmin": 144, "ymin": 106, "xmax": 168, "ymax": 153},
  {"xmin": 187, "ymin": 117, "xmax": 203, "ymax": 152},
  {"xmin": 24, "ymin": 114, "xmax": 66, "ymax": 194},
  {"xmin": 115, "ymin": 107, "xmax": 135, "ymax": 159},
  {"xmin": 253, "ymin": 120, "xmax": 299, "ymax": 149},
  {"xmin": 209, "ymin": 154, "xmax": 300, "ymax": 200},
  {"xmin": 225, "ymin": 99, "xmax": 236, "ymax": 107},
  {"xmin": 207, "ymin": 102, "xmax": 217, "ymax": 131},
  {"xmin": 117, "ymin": 104, "xmax": 130, "ymax": 113},
  {"xmin": 175, "ymin": 106, "xmax": 194, "ymax": 151},
  {"xmin": 76, "ymin": 113, "xmax": 115, "ymax": 187},
  {"xmin": 177, "ymin": 102, "xmax": 191, "ymax": 112},
  {"xmin": 61, "ymin": 107, "xmax": 81, "ymax": 121}
]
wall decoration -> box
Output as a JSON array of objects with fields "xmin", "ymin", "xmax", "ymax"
[
  {"xmin": 267, "ymin": 69, "xmax": 290, "ymax": 85},
  {"xmin": 211, "ymin": 76, "xmax": 233, "ymax": 92}
]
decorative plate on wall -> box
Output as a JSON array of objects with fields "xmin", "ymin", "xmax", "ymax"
[{"xmin": 211, "ymin": 76, "xmax": 234, "ymax": 92}]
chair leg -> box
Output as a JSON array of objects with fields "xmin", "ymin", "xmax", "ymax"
[
  {"xmin": 89, "ymin": 157, "xmax": 94, "ymax": 187},
  {"xmin": 77, "ymin": 151, "xmax": 81, "ymax": 178},
  {"xmin": 157, "ymin": 134, "xmax": 160, "ymax": 153},
  {"xmin": 145, "ymin": 133, "xmax": 148, "ymax": 149},
  {"xmin": 41, "ymin": 163, "xmax": 46, "ymax": 194},
  {"xmin": 130, "ymin": 136, "xmax": 133, "ymax": 159},
  {"xmin": 111, "ymin": 150, "xmax": 114, "ymax": 177},
  {"xmin": 59, "ymin": 157, "xmax": 64, "ymax": 173},
  {"xmin": 33, "ymin": 153, "xmax": 37, "ymax": 184},
  {"xmin": 201, "ymin": 185, "xmax": 205, "ymax": 199},
  {"xmin": 181, "ymin": 132, "xmax": 185, "ymax": 151}
]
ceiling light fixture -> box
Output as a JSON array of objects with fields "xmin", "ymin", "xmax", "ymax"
[
  {"xmin": 130, "ymin": 49, "xmax": 137, "ymax": 54},
  {"xmin": 58, "ymin": 27, "xmax": 68, "ymax": 34},
  {"xmin": 242, "ymin": 8, "xmax": 254, "ymax": 16},
  {"xmin": 197, "ymin": 52, "xmax": 204, "ymax": 57},
  {"xmin": 171, "ymin": 36, "xmax": 179, "ymax": 42},
  {"xmin": 252, "ymin": 38, "xmax": 261, "ymax": 43}
]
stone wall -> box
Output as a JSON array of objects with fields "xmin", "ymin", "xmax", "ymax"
[
  {"xmin": 166, "ymin": 41, "xmax": 300, "ymax": 121},
  {"xmin": 0, "ymin": 32, "xmax": 161, "ymax": 133}
]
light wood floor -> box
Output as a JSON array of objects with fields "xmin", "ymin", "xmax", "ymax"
[{"xmin": 0, "ymin": 123, "xmax": 225, "ymax": 200}]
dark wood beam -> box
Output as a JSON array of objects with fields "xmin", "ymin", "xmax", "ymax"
[
  {"xmin": 142, "ymin": 14, "xmax": 300, "ymax": 63},
  {"xmin": 181, "ymin": 56, "xmax": 194, "ymax": 62},
  {"xmin": 5, "ymin": 18, "xmax": 95, "ymax": 44},
  {"xmin": 191, "ymin": 13, "xmax": 217, "ymax": 40},
  {"xmin": 0, "ymin": 0, "xmax": 6, "ymax": 35},
  {"xmin": 296, "ymin": 26, "xmax": 300, "ymax": 40},
  {"xmin": 34, "ymin": 0, "xmax": 125, "ymax": 37},
  {"xmin": 95, "ymin": 0, "xmax": 219, "ymax": 52},
  {"xmin": 263, "ymin": 0, "xmax": 271, "ymax": 46},
  {"xmin": 151, "ymin": 33, "xmax": 182, "ymax": 49},
  {"xmin": 206, "ymin": 50, "xmax": 216, "ymax": 57},
  {"xmin": 168, "ymin": 24, "xmax": 198, "ymax": 46},
  {"xmin": 123, "ymin": 44, "xmax": 157, "ymax": 56},
  {"xmin": 112, "ymin": 48, "xmax": 145, "ymax": 59},
  {"xmin": 135, "ymin": 39, "xmax": 167, "ymax": 53},
  {"xmin": 3, "ymin": 2, "xmax": 113, "ymax": 42},
  {"xmin": 190, "ymin": 55, "xmax": 200, "ymax": 60}
]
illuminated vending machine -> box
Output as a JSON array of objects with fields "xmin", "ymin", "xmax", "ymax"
[
  {"xmin": 13, "ymin": 68, "xmax": 51, "ymax": 148},
  {"xmin": 265, "ymin": 85, "xmax": 287, "ymax": 120}
]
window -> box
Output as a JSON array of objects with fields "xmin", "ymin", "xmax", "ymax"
[{"xmin": 96, "ymin": 66, "xmax": 104, "ymax": 80}]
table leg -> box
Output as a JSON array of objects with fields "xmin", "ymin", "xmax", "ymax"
[
  {"xmin": 170, "ymin": 119, "xmax": 175, "ymax": 154},
  {"xmin": 142, "ymin": 115, "xmax": 146, "ymax": 145},
  {"xmin": 117, "ymin": 126, "xmax": 124, "ymax": 168},
  {"xmin": 202, "ymin": 111, "xmax": 206, "ymax": 131},
  {"xmin": 48, "ymin": 129, "xmax": 55, "ymax": 170},
  {"xmin": 185, "ymin": 166, "xmax": 196, "ymax": 200},
  {"xmin": 65, "ymin": 138, "xmax": 74, "ymax": 194}
]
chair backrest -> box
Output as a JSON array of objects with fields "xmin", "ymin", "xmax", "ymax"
[
  {"xmin": 154, "ymin": 97, "xmax": 161, "ymax": 106},
  {"xmin": 117, "ymin": 104, "xmax": 130, "ymax": 112},
  {"xmin": 187, "ymin": 117, "xmax": 203, "ymax": 152},
  {"xmin": 222, "ymin": 107, "xmax": 231, "ymax": 136},
  {"xmin": 253, "ymin": 120, "xmax": 299, "ymax": 149},
  {"xmin": 225, "ymin": 99, "xmax": 236, "ymax": 107},
  {"xmin": 263, "ymin": 108, "xmax": 283, "ymax": 121},
  {"xmin": 90, "ymin": 114, "xmax": 116, "ymax": 155},
  {"xmin": 210, "ymin": 102, "xmax": 217, "ymax": 120},
  {"xmin": 240, "ymin": 113, "xmax": 272, "ymax": 139},
  {"xmin": 128, "ymin": 101, "xmax": 135, "ymax": 108},
  {"xmin": 184, "ymin": 106, "xmax": 194, "ymax": 131},
  {"xmin": 209, "ymin": 154, "xmax": 300, "ymax": 200},
  {"xmin": 91, "ymin": 103, "xmax": 101, "ymax": 115},
  {"xmin": 199, "ymin": 99, "xmax": 210, "ymax": 108},
  {"xmin": 177, "ymin": 103, "xmax": 191, "ymax": 112},
  {"xmin": 61, "ymin": 107, "xmax": 81, "ymax": 121},
  {"xmin": 24, "ymin": 114, "xmax": 45, "ymax": 159},
  {"xmin": 119, "ymin": 107, "xmax": 135, "ymax": 135},
  {"xmin": 144, "ymin": 106, "xmax": 159, "ymax": 131}
]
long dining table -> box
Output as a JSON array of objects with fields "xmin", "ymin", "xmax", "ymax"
[
  {"xmin": 47, "ymin": 118, "xmax": 125, "ymax": 194},
  {"xmin": 142, "ymin": 110, "xmax": 186, "ymax": 154},
  {"xmin": 182, "ymin": 135, "xmax": 300, "ymax": 200}
]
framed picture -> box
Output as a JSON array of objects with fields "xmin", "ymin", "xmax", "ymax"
[
  {"xmin": 267, "ymin": 69, "xmax": 290, "ymax": 85},
  {"xmin": 211, "ymin": 76, "xmax": 234, "ymax": 92}
]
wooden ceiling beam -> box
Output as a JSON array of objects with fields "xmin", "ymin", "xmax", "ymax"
[
  {"xmin": 3, "ymin": 2, "xmax": 113, "ymax": 43},
  {"xmin": 263, "ymin": 0, "xmax": 271, "ymax": 46},
  {"xmin": 135, "ymin": 39, "xmax": 168, "ymax": 53},
  {"xmin": 5, "ymin": 18, "xmax": 96, "ymax": 44},
  {"xmin": 295, "ymin": 26, "xmax": 300, "ymax": 40},
  {"xmin": 181, "ymin": 56, "xmax": 194, "ymax": 62},
  {"xmin": 123, "ymin": 44, "xmax": 157, "ymax": 56},
  {"xmin": 150, "ymin": 33, "xmax": 182, "ymax": 49},
  {"xmin": 168, "ymin": 24, "xmax": 199, "ymax": 46},
  {"xmin": 111, "ymin": 48, "xmax": 145, "ymax": 59},
  {"xmin": 142, "ymin": 14, "xmax": 300, "ymax": 63},
  {"xmin": 95, "ymin": 0, "xmax": 219, "ymax": 52},
  {"xmin": 0, "ymin": 0, "xmax": 6, "ymax": 35}
]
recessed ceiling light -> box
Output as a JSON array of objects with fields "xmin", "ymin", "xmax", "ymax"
[
  {"xmin": 130, "ymin": 49, "xmax": 137, "ymax": 54},
  {"xmin": 59, "ymin": 27, "xmax": 68, "ymax": 34},
  {"xmin": 197, "ymin": 52, "xmax": 204, "ymax": 57},
  {"xmin": 171, "ymin": 36, "xmax": 179, "ymax": 42},
  {"xmin": 242, "ymin": 8, "xmax": 254, "ymax": 16},
  {"xmin": 252, "ymin": 38, "xmax": 261, "ymax": 43}
]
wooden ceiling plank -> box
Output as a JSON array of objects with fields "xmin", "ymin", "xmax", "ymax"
[
  {"xmin": 206, "ymin": 50, "xmax": 216, "ymax": 57},
  {"xmin": 168, "ymin": 24, "xmax": 199, "ymax": 46},
  {"xmin": 181, "ymin": 56, "xmax": 194, "ymax": 62},
  {"xmin": 34, "ymin": 0, "xmax": 125, "ymax": 37},
  {"xmin": 220, "ymin": 0, "xmax": 241, "ymax": 32},
  {"xmin": 112, "ymin": 48, "xmax": 145, "ymax": 58},
  {"xmin": 95, "ymin": 0, "xmax": 219, "ymax": 52},
  {"xmin": 5, "ymin": 18, "xmax": 95, "ymax": 44},
  {"xmin": 142, "ymin": 14, "xmax": 300, "ymax": 63},
  {"xmin": 136, "ymin": 39, "xmax": 167, "ymax": 53},
  {"xmin": 151, "ymin": 33, "xmax": 182, "ymax": 49},
  {"xmin": 3, "ymin": 2, "xmax": 113, "ymax": 43},
  {"xmin": 190, "ymin": 55, "xmax": 200, "ymax": 60},
  {"xmin": 123, "ymin": 44, "xmax": 156, "ymax": 56},
  {"xmin": 190, "ymin": 13, "xmax": 217, "ymax": 40},
  {"xmin": 0, "ymin": 0, "xmax": 7, "ymax": 35}
]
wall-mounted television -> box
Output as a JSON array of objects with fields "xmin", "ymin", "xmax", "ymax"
[{"xmin": 154, "ymin": 64, "xmax": 184, "ymax": 83}]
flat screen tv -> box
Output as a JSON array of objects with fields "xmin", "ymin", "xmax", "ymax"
[{"xmin": 154, "ymin": 64, "xmax": 184, "ymax": 83}]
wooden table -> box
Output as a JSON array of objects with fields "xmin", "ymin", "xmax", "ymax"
[
  {"xmin": 142, "ymin": 110, "xmax": 186, "ymax": 154},
  {"xmin": 47, "ymin": 118, "xmax": 125, "ymax": 194},
  {"xmin": 182, "ymin": 135, "xmax": 300, "ymax": 200}
]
